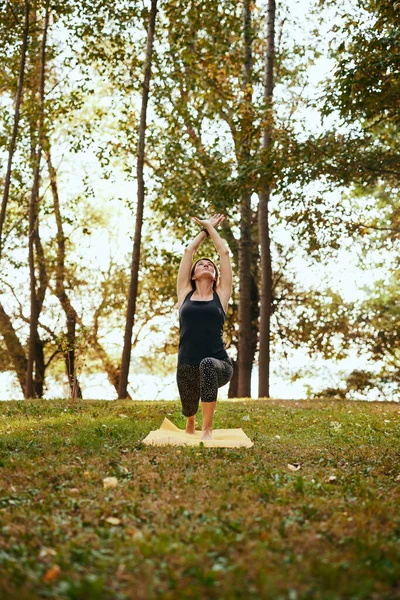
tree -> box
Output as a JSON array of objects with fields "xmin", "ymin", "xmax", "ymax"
[
  {"xmin": 236, "ymin": 0, "xmax": 254, "ymax": 398},
  {"xmin": 26, "ymin": 2, "xmax": 50, "ymax": 398},
  {"xmin": 0, "ymin": 1, "xmax": 30, "ymax": 263},
  {"xmin": 118, "ymin": 0, "xmax": 158, "ymax": 399},
  {"xmin": 45, "ymin": 140, "xmax": 83, "ymax": 398},
  {"xmin": 149, "ymin": 0, "xmax": 319, "ymax": 397},
  {"xmin": 280, "ymin": 0, "xmax": 400, "ymax": 397},
  {"xmin": 258, "ymin": 0, "xmax": 275, "ymax": 397}
]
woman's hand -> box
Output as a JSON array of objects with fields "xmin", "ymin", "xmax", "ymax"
[{"xmin": 192, "ymin": 213, "xmax": 225, "ymax": 230}]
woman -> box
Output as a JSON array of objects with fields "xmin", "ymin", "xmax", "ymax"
[{"xmin": 176, "ymin": 212, "xmax": 233, "ymax": 440}]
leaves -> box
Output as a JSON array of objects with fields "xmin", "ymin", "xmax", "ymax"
[
  {"xmin": 287, "ymin": 463, "xmax": 301, "ymax": 472},
  {"xmin": 43, "ymin": 564, "xmax": 61, "ymax": 582},
  {"xmin": 104, "ymin": 516, "xmax": 121, "ymax": 525},
  {"xmin": 102, "ymin": 476, "xmax": 118, "ymax": 489}
]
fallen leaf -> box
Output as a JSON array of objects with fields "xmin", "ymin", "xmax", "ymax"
[
  {"xmin": 43, "ymin": 565, "xmax": 61, "ymax": 582},
  {"xmin": 126, "ymin": 528, "xmax": 144, "ymax": 540},
  {"xmin": 118, "ymin": 414, "xmax": 128, "ymax": 418},
  {"xmin": 105, "ymin": 516, "xmax": 121, "ymax": 526},
  {"xmin": 287, "ymin": 463, "xmax": 301, "ymax": 472},
  {"xmin": 39, "ymin": 547, "xmax": 57, "ymax": 559},
  {"xmin": 327, "ymin": 475, "xmax": 337, "ymax": 483},
  {"xmin": 103, "ymin": 476, "xmax": 118, "ymax": 489},
  {"xmin": 69, "ymin": 488, "xmax": 79, "ymax": 494}
]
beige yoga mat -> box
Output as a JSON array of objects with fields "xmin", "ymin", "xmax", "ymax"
[{"xmin": 143, "ymin": 417, "xmax": 254, "ymax": 448}]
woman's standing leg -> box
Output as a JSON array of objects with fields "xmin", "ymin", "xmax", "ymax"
[
  {"xmin": 176, "ymin": 363, "xmax": 200, "ymax": 433},
  {"xmin": 199, "ymin": 358, "xmax": 233, "ymax": 439}
]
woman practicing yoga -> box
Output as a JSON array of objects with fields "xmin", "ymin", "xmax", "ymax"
[{"xmin": 176, "ymin": 212, "xmax": 233, "ymax": 440}]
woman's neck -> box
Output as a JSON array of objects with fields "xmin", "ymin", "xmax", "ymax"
[{"xmin": 193, "ymin": 281, "xmax": 214, "ymax": 298}]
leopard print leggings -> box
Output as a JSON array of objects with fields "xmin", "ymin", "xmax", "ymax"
[{"xmin": 176, "ymin": 357, "xmax": 234, "ymax": 417}]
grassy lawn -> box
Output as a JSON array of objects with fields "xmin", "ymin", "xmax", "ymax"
[{"xmin": 0, "ymin": 398, "xmax": 399, "ymax": 599}]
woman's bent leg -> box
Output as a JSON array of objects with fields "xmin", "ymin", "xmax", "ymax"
[{"xmin": 199, "ymin": 357, "xmax": 233, "ymax": 403}]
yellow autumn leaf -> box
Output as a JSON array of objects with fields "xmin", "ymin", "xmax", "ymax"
[
  {"xmin": 105, "ymin": 517, "xmax": 121, "ymax": 526},
  {"xmin": 103, "ymin": 476, "xmax": 118, "ymax": 489},
  {"xmin": 39, "ymin": 547, "xmax": 57, "ymax": 559},
  {"xmin": 287, "ymin": 463, "xmax": 301, "ymax": 472}
]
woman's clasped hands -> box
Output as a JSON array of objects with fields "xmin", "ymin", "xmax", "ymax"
[{"xmin": 192, "ymin": 213, "xmax": 225, "ymax": 231}]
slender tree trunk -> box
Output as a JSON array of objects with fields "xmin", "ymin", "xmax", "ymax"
[
  {"xmin": 250, "ymin": 228, "xmax": 260, "ymax": 358},
  {"xmin": 118, "ymin": 0, "xmax": 158, "ymax": 399},
  {"xmin": 0, "ymin": 302, "xmax": 27, "ymax": 393},
  {"xmin": 228, "ymin": 357, "xmax": 239, "ymax": 397},
  {"xmin": 45, "ymin": 142, "xmax": 83, "ymax": 398},
  {"xmin": 44, "ymin": 141, "xmax": 123, "ymax": 399},
  {"xmin": 0, "ymin": 1, "xmax": 30, "ymax": 261},
  {"xmin": 26, "ymin": 4, "xmax": 49, "ymax": 398},
  {"xmin": 0, "ymin": 1, "xmax": 30, "ymax": 262},
  {"xmin": 258, "ymin": 0, "xmax": 275, "ymax": 397},
  {"xmin": 34, "ymin": 332, "xmax": 45, "ymax": 397},
  {"xmin": 32, "ymin": 221, "xmax": 47, "ymax": 397},
  {"xmin": 238, "ymin": 0, "xmax": 254, "ymax": 398}
]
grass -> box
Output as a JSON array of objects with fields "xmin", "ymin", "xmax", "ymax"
[{"xmin": 0, "ymin": 398, "xmax": 399, "ymax": 599}]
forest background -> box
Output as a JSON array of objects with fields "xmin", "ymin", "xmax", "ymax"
[{"xmin": 0, "ymin": 0, "xmax": 398, "ymax": 402}]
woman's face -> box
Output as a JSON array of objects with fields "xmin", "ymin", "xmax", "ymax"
[{"xmin": 193, "ymin": 260, "xmax": 216, "ymax": 281}]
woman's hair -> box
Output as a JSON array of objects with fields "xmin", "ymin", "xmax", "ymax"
[{"xmin": 190, "ymin": 257, "xmax": 219, "ymax": 291}]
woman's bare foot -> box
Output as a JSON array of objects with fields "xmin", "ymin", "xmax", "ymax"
[
  {"xmin": 186, "ymin": 416, "xmax": 196, "ymax": 434},
  {"xmin": 201, "ymin": 427, "xmax": 213, "ymax": 440}
]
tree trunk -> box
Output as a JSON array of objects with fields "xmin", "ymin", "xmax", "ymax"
[
  {"xmin": 118, "ymin": 0, "xmax": 158, "ymax": 399},
  {"xmin": 26, "ymin": 4, "xmax": 49, "ymax": 398},
  {"xmin": 238, "ymin": 190, "xmax": 253, "ymax": 397},
  {"xmin": 238, "ymin": 0, "xmax": 254, "ymax": 398},
  {"xmin": 45, "ymin": 142, "xmax": 83, "ymax": 398},
  {"xmin": 0, "ymin": 301, "xmax": 27, "ymax": 394},
  {"xmin": 34, "ymin": 331, "xmax": 45, "ymax": 397},
  {"xmin": 258, "ymin": 0, "xmax": 275, "ymax": 398},
  {"xmin": 32, "ymin": 221, "xmax": 47, "ymax": 397},
  {"xmin": 46, "ymin": 141, "xmax": 122, "ymax": 399},
  {"xmin": 0, "ymin": 1, "xmax": 30, "ymax": 262},
  {"xmin": 228, "ymin": 358, "xmax": 239, "ymax": 397}
]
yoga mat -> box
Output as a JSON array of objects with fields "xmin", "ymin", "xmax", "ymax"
[{"xmin": 142, "ymin": 417, "xmax": 253, "ymax": 448}]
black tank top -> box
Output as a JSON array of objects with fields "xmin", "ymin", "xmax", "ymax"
[{"xmin": 178, "ymin": 290, "xmax": 230, "ymax": 365}]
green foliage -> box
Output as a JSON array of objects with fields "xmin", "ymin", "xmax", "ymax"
[{"xmin": 277, "ymin": 0, "xmax": 400, "ymax": 396}]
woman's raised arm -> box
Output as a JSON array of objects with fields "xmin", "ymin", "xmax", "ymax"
[
  {"xmin": 177, "ymin": 214, "xmax": 225, "ymax": 305},
  {"xmin": 176, "ymin": 230, "xmax": 207, "ymax": 301},
  {"xmin": 192, "ymin": 215, "xmax": 232, "ymax": 313}
]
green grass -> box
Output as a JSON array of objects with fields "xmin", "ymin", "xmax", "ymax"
[{"xmin": 0, "ymin": 398, "xmax": 400, "ymax": 599}]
